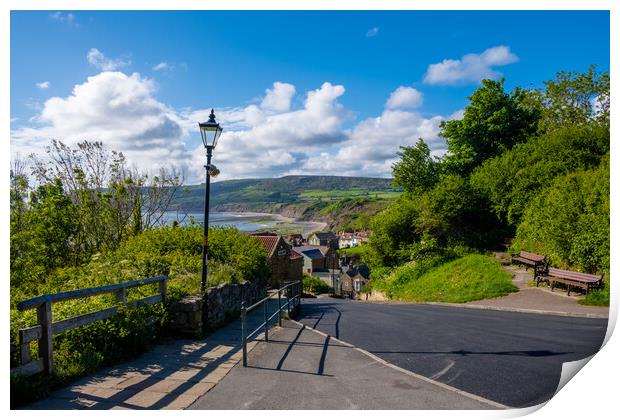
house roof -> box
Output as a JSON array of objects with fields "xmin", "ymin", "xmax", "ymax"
[
  {"xmin": 311, "ymin": 232, "xmax": 338, "ymax": 240},
  {"xmin": 293, "ymin": 246, "xmax": 330, "ymax": 258},
  {"xmin": 253, "ymin": 235, "xmax": 280, "ymax": 256},
  {"xmin": 343, "ymin": 264, "xmax": 370, "ymax": 280},
  {"xmin": 293, "ymin": 246, "xmax": 325, "ymax": 260},
  {"xmin": 289, "ymin": 249, "xmax": 304, "ymax": 260}
]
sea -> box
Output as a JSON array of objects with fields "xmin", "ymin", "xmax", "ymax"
[{"xmin": 158, "ymin": 211, "xmax": 274, "ymax": 231}]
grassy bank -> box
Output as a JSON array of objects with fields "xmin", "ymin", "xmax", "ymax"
[{"xmin": 374, "ymin": 254, "xmax": 517, "ymax": 303}]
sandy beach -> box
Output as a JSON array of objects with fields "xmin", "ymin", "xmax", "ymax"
[{"xmin": 210, "ymin": 211, "xmax": 327, "ymax": 237}]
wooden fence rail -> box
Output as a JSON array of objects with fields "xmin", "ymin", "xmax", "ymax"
[{"xmin": 10, "ymin": 276, "xmax": 168, "ymax": 377}]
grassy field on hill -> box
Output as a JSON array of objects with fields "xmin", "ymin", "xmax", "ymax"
[{"xmin": 171, "ymin": 175, "xmax": 400, "ymax": 211}]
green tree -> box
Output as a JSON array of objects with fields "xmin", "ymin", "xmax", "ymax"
[
  {"xmin": 368, "ymin": 195, "xmax": 420, "ymax": 268},
  {"xmin": 471, "ymin": 124, "xmax": 609, "ymax": 226},
  {"xmin": 391, "ymin": 139, "xmax": 440, "ymax": 193},
  {"xmin": 440, "ymin": 79, "xmax": 540, "ymax": 176},
  {"xmin": 11, "ymin": 180, "xmax": 79, "ymax": 289},
  {"xmin": 538, "ymin": 65, "xmax": 610, "ymax": 132}
]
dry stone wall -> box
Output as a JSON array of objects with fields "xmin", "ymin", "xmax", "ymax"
[{"xmin": 167, "ymin": 280, "xmax": 265, "ymax": 337}]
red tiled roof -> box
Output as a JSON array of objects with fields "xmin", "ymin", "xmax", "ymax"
[
  {"xmin": 289, "ymin": 249, "xmax": 304, "ymax": 260},
  {"xmin": 254, "ymin": 235, "xmax": 280, "ymax": 256}
]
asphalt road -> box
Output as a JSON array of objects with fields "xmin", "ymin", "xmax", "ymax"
[{"xmin": 295, "ymin": 298, "xmax": 608, "ymax": 408}]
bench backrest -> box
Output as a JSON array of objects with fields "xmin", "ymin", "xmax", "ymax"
[
  {"xmin": 519, "ymin": 251, "xmax": 546, "ymax": 263},
  {"xmin": 547, "ymin": 267, "xmax": 603, "ymax": 283}
]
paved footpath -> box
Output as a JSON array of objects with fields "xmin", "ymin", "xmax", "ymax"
[
  {"xmin": 22, "ymin": 299, "xmax": 281, "ymax": 410},
  {"xmin": 190, "ymin": 320, "xmax": 504, "ymax": 410},
  {"xmin": 453, "ymin": 264, "xmax": 609, "ymax": 318}
]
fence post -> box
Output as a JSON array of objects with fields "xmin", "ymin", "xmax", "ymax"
[
  {"xmin": 241, "ymin": 301, "xmax": 247, "ymax": 367},
  {"xmin": 115, "ymin": 288, "xmax": 126, "ymax": 305},
  {"xmin": 287, "ymin": 284, "xmax": 291, "ymax": 315},
  {"xmin": 18, "ymin": 330, "xmax": 31, "ymax": 365},
  {"xmin": 278, "ymin": 289, "xmax": 282, "ymax": 327},
  {"xmin": 263, "ymin": 300, "xmax": 269, "ymax": 342},
  {"xmin": 159, "ymin": 278, "xmax": 168, "ymax": 305},
  {"xmin": 37, "ymin": 301, "xmax": 53, "ymax": 375}
]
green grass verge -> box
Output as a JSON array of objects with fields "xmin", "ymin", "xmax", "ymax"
[
  {"xmin": 578, "ymin": 279, "xmax": 610, "ymax": 306},
  {"xmin": 338, "ymin": 244, "xmax": 370, "ymax": 257},
  {"xmin": 377, "ymin": 254, "xmax": 518, "ymax": 303}
]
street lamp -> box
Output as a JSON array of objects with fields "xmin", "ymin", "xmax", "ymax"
[{"xmin": 199, "ymin": 109, "xmax": 223, "ymax": 294}]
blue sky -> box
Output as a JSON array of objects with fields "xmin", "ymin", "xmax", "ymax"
[{"xmin": 10, "ymin": 10, "xmax": 610, "ymax": 182}]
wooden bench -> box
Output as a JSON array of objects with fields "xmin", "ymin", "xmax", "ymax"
[
  {"xmin": 511, "ymin": 251, "xmax": 547, "ymax": 270},
  {"xmin": 538, "ymin": 267, "xmax": 604, "ymax": 296}
]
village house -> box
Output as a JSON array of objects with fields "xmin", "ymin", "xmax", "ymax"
[
  {"xmin": 251, "ymin": 233, "xmax": 303, "ymax": 288},
  {"xmin": 307, "ymin": 232, "xmax": 339, "ymax": 250},
  {"xmin": 293, "ymin": 246, "xmax": 327, "ymax": 274},
  {"xmin": 284, "ymin": 234, "xmax": 305, "ymax": 246},
  {"xmin": 293, "ymin": 243, "xmax": 340, "ymax": 288},
  {"xmin": 338, "ymin": 231, "xmax": 370, "ymax": 249},
  {"xmin": 340, "ymin": 264, "xmax": 370, "ymax": 299}
]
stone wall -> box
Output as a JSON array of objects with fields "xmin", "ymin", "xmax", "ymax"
[
  {"xmin": 167, "ymin": 280, "xmax": 265, "ymax": 337},
  {"xmin": 167, "ymin": 295, "xmax": 203, "ymax": 337},
  {"xmin": 202, "ymin": 280, "xmax": 265, "ymax": 331}
]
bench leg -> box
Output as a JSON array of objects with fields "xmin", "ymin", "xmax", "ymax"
[
  {"xmin": 551, "ymin": 281, "xmax": 554, "ymax": 292},
  {"xmin": 567, "ymin": 285, "xmax": 571, "ymax": 296}
]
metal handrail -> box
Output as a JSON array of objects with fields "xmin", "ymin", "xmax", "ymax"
[{"xmin": 241, "ymin": 280, "xmax": 301, "ymax": 367}]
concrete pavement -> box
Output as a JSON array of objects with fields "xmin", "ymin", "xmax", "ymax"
[
  {"xmin": 190, "ymin": 320, "xmax": 503, "ymax": 410},
  {"xmin": 21, "ymin": 297, "xmax": 282, "ymax": 410}
]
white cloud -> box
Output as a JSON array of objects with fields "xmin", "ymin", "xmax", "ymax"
[
  {"xmin": 300, "ymin": 109, "xmax": 447, "ymax": 177},
  {"xmin": 260, "ymin": 82, "xmax": 296, "ymax": 112},
  {"xmin": 385, "ymin": 86, "xmax": 423, "ymax": 109},
  {"xmin": 189, "ymin": 82, "xmax": 349, "ymax": 180},
  {"xmin": 87, "ymin": 48, "xmax": 131, "ymax": 71},
  {"xmin": 153, "ymin": 62, "xmax": 171, "ymax": 72},
  {"xmin": 366, "ymin": 27, "xmax": 379, "ymax": 37},
  {"xmin": 423, "ymin": 46, "xmax": 518, "ymax": 85},
  {"xmin": 11, "ymin": 71, "xmax": 190, "ymax": 176},
  {"xmin": 50, "ymin": 11, "xmax": 77, "ymax": 25},
  {"xmin": 36, "ymin": 81, "xmax": 51, "ymax": 90},
  {"xmin": 12, "ymin": 73, "xmax": 461, "ymax": 182}
]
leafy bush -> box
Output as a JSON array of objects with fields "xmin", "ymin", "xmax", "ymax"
[
  {"xmin": 511, "ymin": 155, "xmax": 609, "ymax": 273},
  {"xmin": 10, "ymin": 225, "xmax": 269, "ymax": 406},
  {"xmin": 471, "ymin": 124, "xmax": 609, "ymax": 227},
  {"xmin": 303, "ymin": 275, "xmax": 332, "ymax": 295}
]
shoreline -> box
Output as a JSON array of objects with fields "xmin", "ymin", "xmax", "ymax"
[{"xmin": 211, "ymin": 211, "xmax": 328, "ymax": 237}]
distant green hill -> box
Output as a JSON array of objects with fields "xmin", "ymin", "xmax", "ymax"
[{"xmin": 172, "ymin": 175, "xmax": 399, "ymax": 211}]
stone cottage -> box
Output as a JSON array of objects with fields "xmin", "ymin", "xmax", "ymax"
[{"xmin": 251, "ymin": 234, "xmax": 303, "ymax": 288}]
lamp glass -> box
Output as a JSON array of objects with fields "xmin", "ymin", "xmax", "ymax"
[{"xmin": 198, "ymin": 110, "xmax": 223, "ymax": 149}]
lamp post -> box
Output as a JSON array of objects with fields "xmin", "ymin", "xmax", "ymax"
[{"xmin": 198, "ymin": 109, "xmax": 223, "ymax": 294}]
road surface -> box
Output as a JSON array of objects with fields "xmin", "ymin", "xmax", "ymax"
[{"xmin": 295, "ymin": 298, "xmax": 608, "ymax": 408}]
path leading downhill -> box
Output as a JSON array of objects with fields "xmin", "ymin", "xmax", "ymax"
[
  {"xmin": 295, "ymin": 297, "xmax": 608, "ymax": 408},
  {"xmin": 21, "ymin": 298, "xmax": 283, "ymax": 410},
  {"xmin": 190, "ymin": 321, "xmax": 502, "ymax": 410}
]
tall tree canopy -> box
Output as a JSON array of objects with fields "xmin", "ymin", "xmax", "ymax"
[
  {"xmin": 440, "ymin": 79, "xmax": 540, "ymax": 176},
  {"xmin": 537, "ymin": 64, "xmax": 609, "ymax": 132},
  {"xmin": 391, "ymin": 139, "xmax": 440, "ymax": 193}
]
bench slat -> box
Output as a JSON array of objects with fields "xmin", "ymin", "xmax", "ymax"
[
  {"xmin": 518, "ymin": 251, "xmax": 546, "ymax": 262},
  {"xmin": 547, "ymin": 268, "xmax": 602, "ymax": 283}
]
